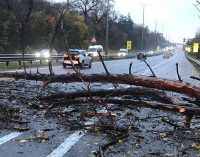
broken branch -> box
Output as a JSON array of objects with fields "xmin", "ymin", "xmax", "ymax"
[
  {"xmin": 176, "ymin": 63, "xmax": 182, "ymax": 82},
  {"xmin": 57, "ymin": 98, "xmax": 200, "ymax": 116},
  {"xmin": 3, "ymin": 73, "xmax": 200, "ymax": 99},
  {"xmin": 129, "ymin": 62, "xmax": 133, "ymax": 75},
  {"xmin": 40, "ymin": 87, "xmax": 172, "ymax": 103}
]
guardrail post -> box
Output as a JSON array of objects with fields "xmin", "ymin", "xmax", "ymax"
[
  {"xmin": 40, "ymin": 59, "xmax": 42, "ymax": 65},
  {"xmin": 18, "ymin": 61, "xmax": 21, "ymax": 66},
  {"xmin": 6, "ymin": 61, "xmax": 9, "ymax": 67}
]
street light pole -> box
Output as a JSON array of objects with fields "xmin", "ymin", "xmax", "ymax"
[
  {"xmin": 141, "ymin": 5, "xmax": 145, "ymax": 50},
  {"xmin": 105, "ymin": 0, "xmax": 109, "ymax": 55},
  {"xmin": 154, "ymin": 21, "xmax": 158, "ymax": 49},
  {"xmin": 67, "ymin": 0, "xmax": 70, "ymax": 11}
]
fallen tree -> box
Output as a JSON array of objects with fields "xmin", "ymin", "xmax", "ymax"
[
  {"xmin": 40, "ymin": 87, "xmax": 174, "ymax": 104},
  {"xmin": 1, "ymin": 72, "xmax": 200, "ymax": 99}
]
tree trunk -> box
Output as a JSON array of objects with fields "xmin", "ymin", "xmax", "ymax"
[{"xmin": 1, "ymin": 73, "xmax": 200, "ymax": 99}]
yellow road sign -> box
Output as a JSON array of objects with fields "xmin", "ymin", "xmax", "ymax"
[
  {"xmin": 193, "ymin": 43, "xmax": 199, "ymax": 53},
  {"xmin": 127, "ymin": 41, "xmax": 132, "ymax": 50}
]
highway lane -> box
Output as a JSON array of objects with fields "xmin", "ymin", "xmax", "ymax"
[
  {"xmin": 1, "ymin": 48, "xmax": 200, "ymax": 157},
  {"xmin": 11, "ymin": 48, "xmax": 200, "ymax": 85}
]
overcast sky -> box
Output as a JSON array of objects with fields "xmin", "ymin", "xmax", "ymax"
[{"xmin": 53, "ymin": 0, "xmax": 200, "ymax": 43}]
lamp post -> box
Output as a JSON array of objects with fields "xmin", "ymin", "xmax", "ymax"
[
  {"xmin": 141, "ymin": 5, "xmax": 145, "ymax": 50},
  {"xmin": 67, "ymin": 0, "xmax": 70, "ymax": 10},
  {"xmin": 105, "ymin": 0, "xmax": 109, "ymax": 55}
]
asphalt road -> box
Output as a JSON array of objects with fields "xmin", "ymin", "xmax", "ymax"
[
  {"xmin": 8, "ymin": 47, "xmax": 200, "ymax": 85},
  {"xmin": 1, "ymin": 47, "xmax": 200, "ymax": 157}
]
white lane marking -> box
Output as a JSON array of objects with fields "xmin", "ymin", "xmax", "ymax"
[
  {"xmin": 0, "ymin": 132, "xmax": 22, "ymax": 145},
  {"xmin": 46, "ymin": 131, "xmax": 85, "ymax": 157},
  {"xmin": 1, "ymin": 70, "xmax": 24, "ymax": 73}
]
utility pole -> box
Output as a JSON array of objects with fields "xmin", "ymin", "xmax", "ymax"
[
  {"xmin": 105, "ymin": 0, "xmax": 109, "ymax": 55},
  {"xmin": 67, "ymin": 0, "xmax": 70, "ymax": 11},
  {"xmin": 141, "ymin": 5, "xmax": 145, "ymax": 50},
  {"xmin": 154, "ymin": 21, "xmax": 158, "ymax": 49}
]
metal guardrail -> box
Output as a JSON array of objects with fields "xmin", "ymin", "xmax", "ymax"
[
  {"xmin": 0, "ymin": 51, "xmax": 162, "ymax": 66},
  {"xmin": 0, "ymin": 54, "xmax": 64, "ymax": 67},
  {"xmin": 0, "ymin": 53, "xmax": 137, "ymax": 62},
  {"xmin": 185, "ymin": 52, "xmax": 200, "ymax": 66},
  {"xmin": 0, "ymin": 54, "xmax": 63, "ymax": 62}
]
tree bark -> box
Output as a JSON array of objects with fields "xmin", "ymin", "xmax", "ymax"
[
  {"xmin": 1, "ymin": 73, "xmax": 200, "ymax": 99},
  {"xmin": 40, "ymin": 87, "xmax": 174, "ymax": 104}
]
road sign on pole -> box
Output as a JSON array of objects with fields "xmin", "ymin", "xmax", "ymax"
[
  {"xmin": 91, "ymin": 37, "xmax": 97, "ymax": 44},
  {"xmin": 193, "ymin": 43, "xmax": 199, "ymax": 53},
  {"xmin": 127, "ymin": 41, "xmax": 132, "ymax": 50}
]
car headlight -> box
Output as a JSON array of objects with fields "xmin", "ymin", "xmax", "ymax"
[
  {"xmin": 43, "ymin": 51, "xmax": 50, "ymax": 58},
  {"xmin": 93, "ymin": 52, "xmax": 98, "ymax": 57},
  {"xmin": 118, "ymin": 53, "xmax": 121, "ymax": 56},
  {"xmin": 75, "ymin": 56, "xmax": 79, "ymax": 59},
  {"xmin": 35, "ymin": 52, "xmax": 41, "ymax": 58}
]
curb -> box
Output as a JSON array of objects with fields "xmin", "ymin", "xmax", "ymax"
[{"xmin": 185, "ymin": 52, "xmax": 200, "ymax": 66}]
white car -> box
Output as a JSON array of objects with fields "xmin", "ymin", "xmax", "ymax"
[
  {"xmin": 63, "ymin": 49, "xmax": 92, "ymax": 68},
  {"xmin": 87, "ymin": 45, "xmax": 105, "ymax": 57},
  {"xmin": 146, "ymin": 51, "xmax": 154, "ymax": 55},
  {"xmin": 118, "ymin": 49, "xmax": 128, "ymax": 57}
]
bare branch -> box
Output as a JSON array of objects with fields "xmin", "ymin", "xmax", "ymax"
[
  {"xmin": 176, "ymin": 63, "xmax": 182, "ymax": 82},
  {"xmin": 144, "ymin": 60, "xmax": 156, "ymax": 77},
  {"xmin": 129, "ymin": 62, "xmax": 133, "ymax": 75},
  {"xmin": 191, "ymin": 76, "xmax": 200, "ymax": 81}
]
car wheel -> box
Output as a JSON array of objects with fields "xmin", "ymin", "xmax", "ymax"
[
  {"xmin": 88, "ymin": 61, "xmax": 92, "ymax": 69},
  {"xmin": 63, "ymin": 63, "xmax": 66, "ymax": 69},
  {"xmin": 80, "ymin": 61, "xmax": 84, "ymax": 68}
]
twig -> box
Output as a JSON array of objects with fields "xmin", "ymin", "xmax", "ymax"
[
  {"xmin": 129, "ymin": 62, "xmax": 133, "ymax": 75},
  {"xmin": 97, "ymin": 50, "xmax": 118, "ymax": 88},
  {"xmin": 161, "ymin": 117, "xmax": 181, "ymax": 128},
  {"xmin": 176, "ymin": 63, "xmax": 182, "ymax": 82},
  {"xmin": 95, "ymin": 132, "xmax": 129, "ymax": 157},
  {"xmin": 97, "ymin": 50, "xmax": 110, "ymax": 75},
  {"xmin": 144, "ymin": 60, "xmax": 156, "ymax": 77},
  {"xmin": 184, "ymin": 115, "xmax": 193, "ymax": 128},
  {"xmin": 55, "ymin": 98, "xmax": 200, "ymax": 116},
  {"xmin": 190, "ymin": 76, "xmax": 200, "ymax": 81},
  {"xmin": 98, "ymin": 146, "xmax": 104, "ymax": 157}
]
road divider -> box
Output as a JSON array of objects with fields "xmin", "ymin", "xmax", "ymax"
[{"xmin": 185, "ymin": 52, "xmax": 200, "ymax": 67}]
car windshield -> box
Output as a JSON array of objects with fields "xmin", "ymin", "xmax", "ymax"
[
  {"xmin": 69, "ymin": 49, "xmax": 86, "ymax": 55},
  {"xmin": 120, "ymin": 49, "xmax": 127, "ymax": 52},
  {"xmin": 88, "ymin": 48, "xmax": 97, "ymax": 52},
  {"xmin": 68, "ymin": 51, "xmax": 79, "ymax": 55}
]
